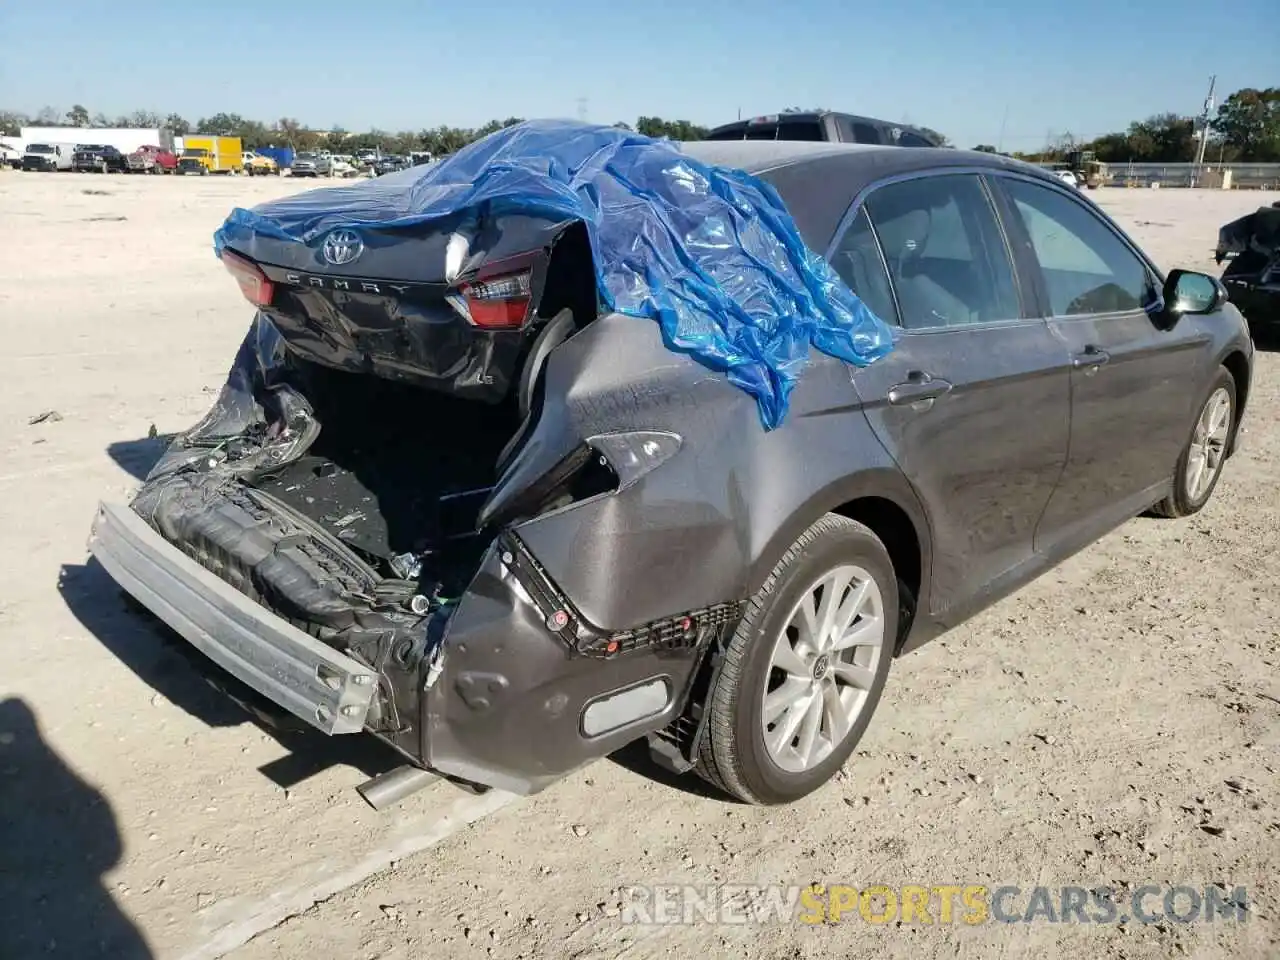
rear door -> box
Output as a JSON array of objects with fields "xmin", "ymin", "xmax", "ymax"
[
  {"xmin": 992, "ymin": 175, "xmax": 1212, "ymax": 548},
  {"xmin": 829, "ymin": 172, "xmax": 1072, "ymax": 622}
]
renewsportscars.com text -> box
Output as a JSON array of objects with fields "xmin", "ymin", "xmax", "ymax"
[{"xmin": 620, "ymin": 883, "xmax": 1249, "ymax": 926}]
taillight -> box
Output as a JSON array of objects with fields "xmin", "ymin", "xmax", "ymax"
[
  {"xmin": 458, "ymin": 270, "xmax": 532, "ymax": 329},
  {"xmin": 221, "ymin": 249, "xmax": 274, "ymax": 307}
]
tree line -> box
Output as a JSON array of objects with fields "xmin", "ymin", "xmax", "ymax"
[
  {"xmin": 0, "ymin": 106, "xmax": 716, "ymax": 156},
  {"xmin": 2, "ymin": 87, "xmax": 1275, "ymax": 163},
  {"xmin": 976, "ymin": 87, "xmax": 1279, "ymax": 164}
]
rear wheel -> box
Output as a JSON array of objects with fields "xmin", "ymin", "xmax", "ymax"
[
  {"xmin": 1152, "ymin": 366, "xmax": 1236, "ymax": 518},
  {"xmin": 695, "ymin": 515, "xmax": 896, "ymax": 804}
]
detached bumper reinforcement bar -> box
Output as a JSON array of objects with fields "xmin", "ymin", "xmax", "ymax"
[{"xmin": 88, "ymin": 501, "xmax": 376, "ymax": 735}]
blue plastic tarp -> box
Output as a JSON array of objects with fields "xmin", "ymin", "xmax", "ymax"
[
  {"xmin": 214, "ymin": 120, "xmax": 895, "ymax": 429},
  {"xmin": 255, "ymin": 146, "xmax": 295, "ymax": 169}
]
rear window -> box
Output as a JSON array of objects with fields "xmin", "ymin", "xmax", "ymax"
[{"xmin": 709, "ymin": 119, "xmax": 827, "ymax": 142}]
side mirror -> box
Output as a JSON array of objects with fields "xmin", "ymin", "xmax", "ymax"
[{"xmin": 1164, "ymin": 269, "xmax": 1227, "ymax": 316}]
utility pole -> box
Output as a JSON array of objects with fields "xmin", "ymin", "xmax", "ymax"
[
  {"xmin": 997, "ymin": 104, "xmax": 1009, "ymax": 154},
  {"xmin": 576, "ymin": 97, "xmax": 588, "ymax": 123},
  {"xmin": 1192, "ymin": 75, "xmax": 1216, "ymax": 183}
]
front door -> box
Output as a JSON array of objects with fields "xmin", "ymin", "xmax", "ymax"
[
  {"xmin": 830, "ymin": 173, "xmax": 1071, "ymax": 622},
  {"xmin": 993, "ymin": 176, "xmax": 1212, "ymax": 548}
]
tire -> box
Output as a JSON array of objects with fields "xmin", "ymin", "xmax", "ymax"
[
  {"xmin": 1151, "ymin": 366, "xmax": 1236, "ymax": 518},
  {"xmin": 695, "ymin": 514, "xmax": 898, "ymax": 804}
]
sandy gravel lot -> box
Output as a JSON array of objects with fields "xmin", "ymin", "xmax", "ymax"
[{"xmin": 0, "ymin": 170, "xmax": 1276, "ymax": 960}]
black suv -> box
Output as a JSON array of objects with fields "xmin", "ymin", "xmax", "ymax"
[
  {"xmin": 706, "ymin": 111, "xmax": 942, "ymax": 147},
  {"xmin": 374, "ymin": 155, "xmax": 410, "ymax": 176},
  {"xmin": 73, "ymin": 144, "xmax": 129, "ymax": 173}
]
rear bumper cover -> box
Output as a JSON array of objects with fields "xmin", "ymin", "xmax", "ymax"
[{"xmin": 88, "ymin": 501, "xmax": 378, "ymax": 735}]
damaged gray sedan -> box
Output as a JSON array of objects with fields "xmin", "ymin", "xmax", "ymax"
[{"xmin": 89, "ymin": 133, "xmax": 1253, "ymax": 808}]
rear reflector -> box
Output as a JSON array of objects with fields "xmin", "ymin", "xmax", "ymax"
[
  {"xmin": 459, "ymin": 270, "xmax": 532, "ymax": 329},
  {"xmin": 221, "ymin": 249, "xmax": 274, "ymax": 307}
]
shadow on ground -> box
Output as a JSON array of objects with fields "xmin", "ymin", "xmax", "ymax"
[
  {"xmin": 607, "ymin": 739, "xmax": 734, "ymax": 801},
  {"xmin": 106, "ymin": 434, "xmax": 174, "ymax": 482},
  {"xmin": 57, "ymin": 560, "xmax": 405, "ymax": 790},
  {"xmin": 0, "ymin": 698, "xmax": 154, "ymax": 959}
]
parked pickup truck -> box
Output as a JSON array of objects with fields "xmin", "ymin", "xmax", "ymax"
[
  {"xmin": 290, "ymin": 151, "xmax": 332, "ymax": 177},
  {"xmin": 127, "ymin": 145, "xmax": 178, "ymax": 174},
  {"xmin": 73, "ymin": 144, "xmax": 130, "ymax": 173},
  {"xmin": 242, "ymin": 151, "xmax": 279, "ymax": 176}
]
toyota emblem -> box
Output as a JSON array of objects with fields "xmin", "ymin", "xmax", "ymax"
[{"xmin": 322, "ymin": 228, "xmax": 364, "ymax": 266}]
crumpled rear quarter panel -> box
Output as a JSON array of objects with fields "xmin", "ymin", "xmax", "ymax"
[{"xmin": 488, "ymin": 312, "xmax": 917, "ymax": 634}]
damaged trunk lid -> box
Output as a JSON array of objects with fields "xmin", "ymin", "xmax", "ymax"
[{"xmin": 220, "ymin": 199, "xmax": 577, "ymax": 403}]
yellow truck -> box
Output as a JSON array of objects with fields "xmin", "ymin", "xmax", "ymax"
[{"xmin": 176, "ymin": 135, "xmax": 244, "ymax": 175}]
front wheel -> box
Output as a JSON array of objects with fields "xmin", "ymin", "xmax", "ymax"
[
  {"xmin": 695, "ymin": 515, "xmax": 897, "ymax": 804},
  {"xmin": 1152, "ymin": 366, "xmax": 1236, "ymax": 518}
]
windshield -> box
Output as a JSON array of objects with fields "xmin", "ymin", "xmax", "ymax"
[
  {"xmin": 28, "ymin": 144, "xmax": 54, "ymax": 154},
  {"xmin": 296, "ymin": 152, "xmax": 317, "ymax": 161},
  {"xmin": 182, "ymin": 148, "xmax": 209, "ymax": 157},
  {"xmin": 78, "ymin": 145, "xmax": 106, "ymax": 152}
]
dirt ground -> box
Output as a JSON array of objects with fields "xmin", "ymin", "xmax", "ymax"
[{"xmin": 0, "ymin": 170, "xmax": 1276, "ymax": 960}]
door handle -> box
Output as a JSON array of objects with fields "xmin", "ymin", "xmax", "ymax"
[
  {"xmin": 1072, "ymin": 345, "xmax": 1111, "ymax": 370},
  {"xmin": 888, "ymin": 371, "xmax": 953, "ymax": 407}
]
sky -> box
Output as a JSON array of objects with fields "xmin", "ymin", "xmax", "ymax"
[{"xmin": 3, "ymin": 0, "xmax": 1277, "ymax": 151}]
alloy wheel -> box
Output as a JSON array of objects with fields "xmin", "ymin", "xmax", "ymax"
[
  {"xmin": 1186, "ymin": 386, "xmax": 1232, "ymax": 501},
  {"xmin": 761, "ymin": 564, "xmax": 886, "ymax": 773}
]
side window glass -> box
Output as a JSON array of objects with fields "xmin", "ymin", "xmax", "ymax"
[
  {"xmin": 851, "ymin": 122, "xmax": 881, "ymax": 144},
  {"xmin": 864, "ymin": 174, "xmax": 1020, "ymax": 329},
  {"xmin": 830, "ymin": 207, "xmax": 900, "ymax": 326},
  {"xmin": 1001, "ymin": 178, "xmax": 1155, "ymax": 316}
]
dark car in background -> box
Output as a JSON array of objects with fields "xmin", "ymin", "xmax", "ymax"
[
  {"xmin": 373, "ymin": 155, "xmax": 409, "ymax": 176},
  {"xmin": 707, "ymin": 111, "xmax": 943, "ymax": 147},
  {"xmin": 73, "ymin": 144, "xmax": 129, "ymax": 173},
  {"xmin": 88, "ymin": 141, "xmax": 1251, "ymax": 809},
  {"xmin": 1217, "ymin": 201, "xmax": 1280, "ymax": 334}
]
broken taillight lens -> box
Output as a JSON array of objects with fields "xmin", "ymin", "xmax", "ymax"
[
  {"xmin": 459, "ymin": 270, "xmax": 532, "ymax": 329},
  {"xmin": 221, "ymin": 249, "xmax": 274, "ymax": 307}
]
